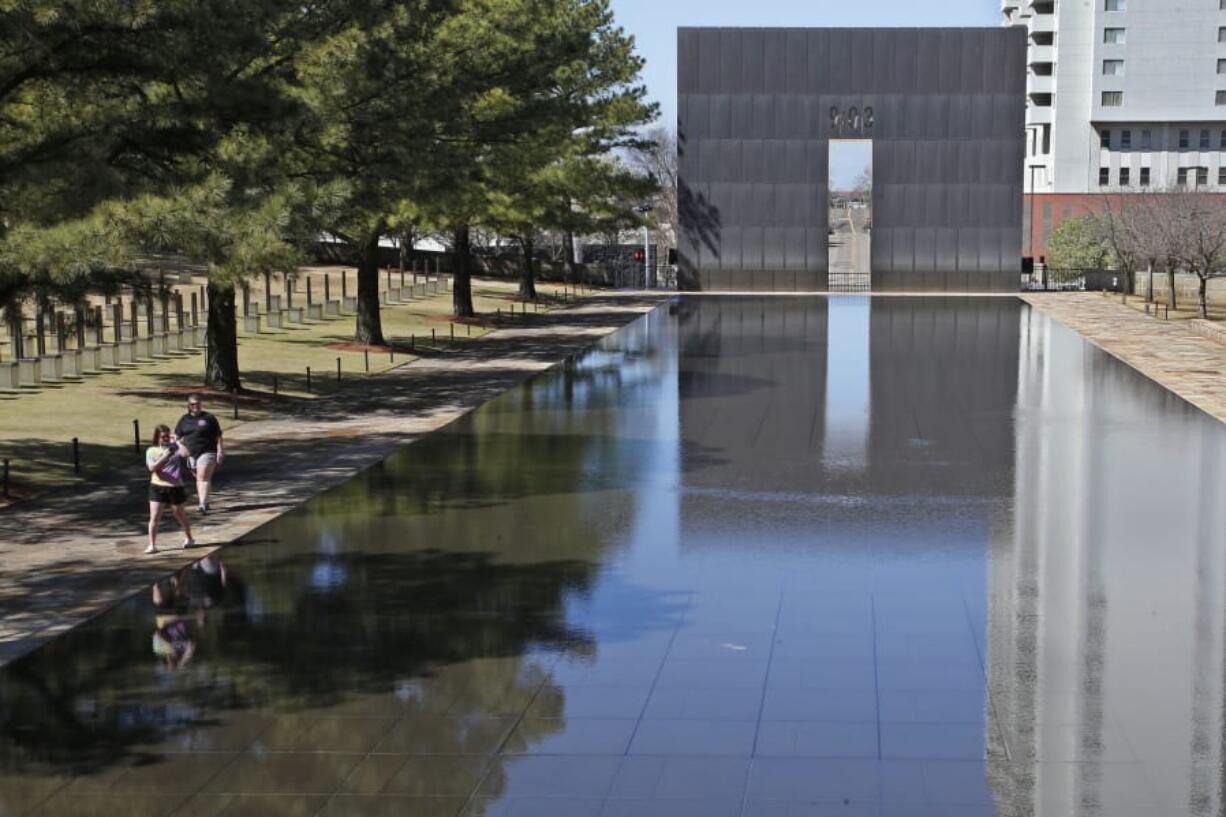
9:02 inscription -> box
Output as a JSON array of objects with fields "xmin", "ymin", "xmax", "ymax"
[{"xmin": 829, "ymin": 106, "xmax": 874, "ymax": 135}]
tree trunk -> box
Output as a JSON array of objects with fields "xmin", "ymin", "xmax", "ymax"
[
  {"xmin": 5, "ymin": 304, "xmax": 22, "ymax": 359},
  {"xmin": 453, "ymin": 224, "xmax": 475, "ymax": 318},
  {"xmin": 1199, "ymin": 275, "xmax": 1209, "ymax": 319},
  {"xmin": 354, "ymin": 228, "xmax": 386, "ymax": 346},
  {"xmin": 204, "ymin": 280, "xmax": 241, "ymax": 392},
  {"xmin": 563, "ymin": 230, "xmax": 578, "ymax": 284},
  {"xmin": 1167, "ymin": 264, "xmax": 1177, "ymax": 310},
  {"xmin": 1146, "ymin": 262, "xmax": 1154, "ymax": 303},
  {"xmin": 518, "ymin": 235, "xmax": 538, "ymax": 300}
]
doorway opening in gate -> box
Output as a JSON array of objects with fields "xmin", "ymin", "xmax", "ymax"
[{"xmin": 828, "ymin": 139, "xmax": 872, "ymax": 292}]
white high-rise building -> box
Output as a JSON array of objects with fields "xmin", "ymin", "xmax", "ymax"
[{"xmin": 1003, "ymin": 0, "xmax": 1226, "ymax": 260}]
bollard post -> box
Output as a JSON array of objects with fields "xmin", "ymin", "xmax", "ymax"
[
  {"xmin": 336, "ymin": 357, "xmax": 341, "ymax": 382},
  {"xmin": 232, "ymin": 390, "xmax": 238, "ymax": 419},
  {"xmin": 72, "ymin": 437, "xmax": 80, "ymax": 474},
  {"xmin": 497, "ymin": 307, "xmax": 502, "ymax": 321},
  {"xmin": 364, "ymin": 349, "xmax": 369, "ymax": 373},
  {"xmin": 273, "ymin": 373, "xmax": 279, "ymax": 395},
  {"xmin": 390, "ymin": 349, "xmax": 394, "ymax": 363},
  {"xmin": 431, "ymin": 328, "xmax": 436, "ymax": 345},
  {"xmin": 306, "ymin": 366, "xmax": 312, "ymax": 393},
  {"xmin": 467, "ymin": 322, "xmax": 471, "ymax": 336},
  {"xmin": 410, "ymin": 334, "xmax": 415, "ymax": 352},
  {"xmin": 1, "ymin": 458, "xmax": 7, "ymax": 498},
  {"xmin": 133, "ymin": 419, "xmax": 141, "ymax": 454},
  {"xmin": 450, "ymin": 323, "xmax": 454, "ymax": 345}
]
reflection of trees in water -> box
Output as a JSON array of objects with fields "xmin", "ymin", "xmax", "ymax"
[
  {"xmin": 0, "ymin": 548, "xmax": 597, "ymax": 796},
  {"xmin": 0, "ymin": 347, "xmax": 670, "ymax": 808}
]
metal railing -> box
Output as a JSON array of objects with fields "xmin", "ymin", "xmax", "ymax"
[{"xmin": 1021, "ymin": 266, "xmax": 1089, "ymax": 291}]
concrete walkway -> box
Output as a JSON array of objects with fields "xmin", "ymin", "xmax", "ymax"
[
  {"xmin": 0, "ymin": 294, "xmax": 665, "ymax": 667},
  {"xmin": 1023, "ymin": 292, "xmax": 1226, "ymax": 424}
]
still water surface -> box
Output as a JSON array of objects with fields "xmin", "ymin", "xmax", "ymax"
[{"xmin": 2, "ymin": 297, "xmax": 1225, "ymax": 816}]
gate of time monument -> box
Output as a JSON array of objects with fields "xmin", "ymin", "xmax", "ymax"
[{"xmin": 677, "ymin": 27, "xmax": 1027, "ymax": 292}]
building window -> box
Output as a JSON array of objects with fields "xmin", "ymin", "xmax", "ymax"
[
  {"xmin": 1217, "ymin": 91, "xmax": 1226, "ymax": 106},
  {"xmin": 1100, "ymin": 129, "xmax": 1111, "ymax": 148},
  {"xmin": 1104, "ymin": 28, "xmax": 1126, "ymax": 44},
  {"xmin": 1103, "ymin": 59, "xmax": 1125, "ymax": 76},
  {"xmin": 1198, "ymin": 167, "xmax": 1209, "ymax": 186},
  {"xmin": 1178, "ymin": 167, "xmax": 1189, "ymax": 186},
  {"xmin": 1221, "ymin": 129, "xmax": 1226, "ymax": 148},
  {"xmin": 1220, "ymin": 27, "xmax": 1226, "ymax": 43},
  {"xmin": 1219, "ymin": 167, "xmax": 1226, "ymax": 185},
  {"xmin": 1119, "ymin": 167, "xmax": 1130, "ymax": 186},
  {"xmin": 1121, "ymin": 129, "xmax": 1132, "ymax": 149},
  {"xmin": 1141, "ymin": 129, "xmax": 1152, "ymax": 149},
  {"xmin": 1101, "ymin": 91, "xmax": 1123, "ymax": 107},
  {"xmin": 1218, "ymin": 59, "xmax": 1226, "ymax": 75},
  {"xmin": 1202, "ymin": 129, "xmax": 1212, "ymax": 149},
  {"xmin": 1221, "ymin": 0, "xmax": 1226, "ymax": 9},
  {"xmin": 1105, "ymin": 0, "xmax": 1125, "ymax": 8},
  {"xmin": 1099, "ymin": 167, "xmax": 1111, "ymax": 186},
  {"xmin": 1180, "ymin": 129, "xmax": 1190, "ymax": 148},
  {"xmin": 1140, "ymin": 167, "xmax": 1151, "ymax": 186}
]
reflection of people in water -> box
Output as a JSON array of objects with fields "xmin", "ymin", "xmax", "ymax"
[
  {"xmin": 151, "ymin": 574, "xmax": 196, "ymax": 670},
  {"xmin": 185, "ymin": 554, "xmax": 228, "ymax": 611},
  {"xmin": 149, "ymin": 554, "xmax": 242, "ymax": 670}
]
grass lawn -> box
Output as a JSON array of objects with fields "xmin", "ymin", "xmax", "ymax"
[{"xmin": 0, "ymin": 272, "xmax": 584, "ymax": 506}]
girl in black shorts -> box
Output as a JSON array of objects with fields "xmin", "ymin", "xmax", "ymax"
[{"xmin": 145, "ymin": 424, "xmax": 195, "ymax": 554}]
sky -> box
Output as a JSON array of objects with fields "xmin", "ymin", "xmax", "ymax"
[{"xmin": 609, "ymin": 0, "xmax": 999, "ymax": 186}]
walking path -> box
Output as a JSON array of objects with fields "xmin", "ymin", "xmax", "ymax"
[
  {"xmin": 1023, "ymin": 292, "xmax": 1226, "ymax": 424},
  {"xmin": 0, "ymin": 294, "xmax": 665, "ymax": 667}
]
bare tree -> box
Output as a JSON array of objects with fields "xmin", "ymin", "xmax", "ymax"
[
  {"xmin": 1147, "ymin": 191, "xmax": 1195, "ymax": 310},
  {"xmin": 1095, "ymin": 195, "xmax": 1146, "ymax": 295},
  {"xmin": 851, "ymin": 166, "xmax": 872, "ymax": 204},
  {"xmin": 628, "ymin": 127, "xmax": 678, "ymax": 251},
  {"xmin": 1180, "ymin": 192, "xmax": 1226, "ymax": 318},
  {"xmin": 1129, "ymin": 189, "xmax": 1226, "ymax": 315}
]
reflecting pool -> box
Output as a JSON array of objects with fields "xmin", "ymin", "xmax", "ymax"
[{"xmin": 2, "ymin": 297, "xmax": 1225, "ymax": 817}]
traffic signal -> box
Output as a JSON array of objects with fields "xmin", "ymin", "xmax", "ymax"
[{"xmin": 632, "ymin": 249, "xmax": 645, "ymax": 262}]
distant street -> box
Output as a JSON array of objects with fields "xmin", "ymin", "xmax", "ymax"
[{"xmin": 828, "ymin": 204, "xmax": 871, "ymax": 282}]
